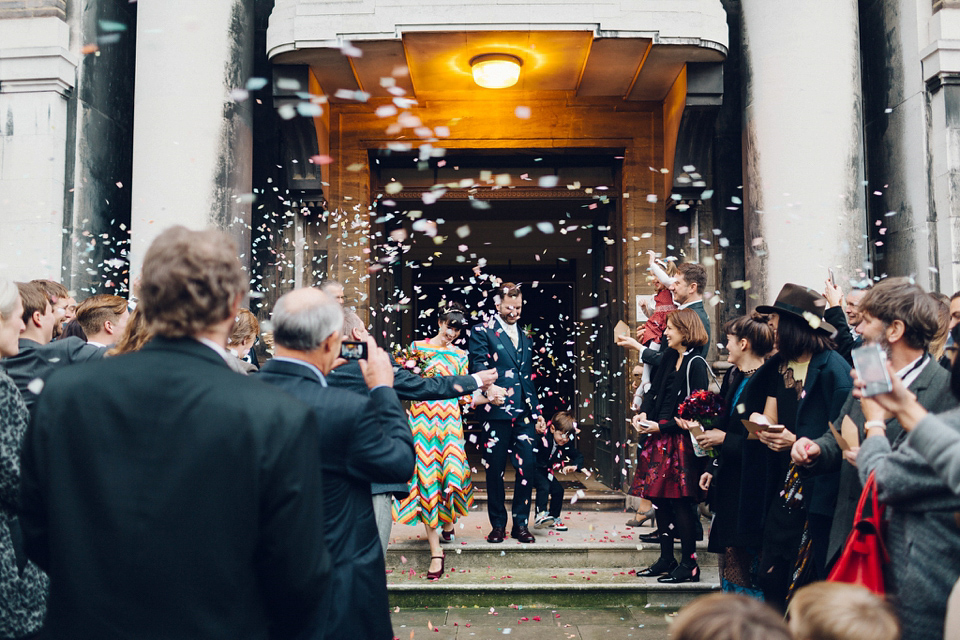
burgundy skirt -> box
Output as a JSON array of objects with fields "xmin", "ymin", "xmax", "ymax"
[{"xmin": 629, "ymin": 431, "xmax": 703, "ymax": 500}]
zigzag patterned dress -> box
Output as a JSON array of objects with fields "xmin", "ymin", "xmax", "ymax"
[{"xmin": 393, "ymin": 341, "xmax": 475, "ymax": 528}]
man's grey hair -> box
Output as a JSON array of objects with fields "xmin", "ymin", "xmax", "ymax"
[
  {"xmin": 272, "ymin": 290, "xmax": 344, "ymax": 351},
  {"xmin": 319, "ymin": 279, "xmax": 342, "ymax": 291},
  {"xmin": 0, "ymin": 277, "xmax": 19, "ymax": 321}
]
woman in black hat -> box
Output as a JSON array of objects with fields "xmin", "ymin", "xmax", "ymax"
[{"xmin": 747, "ymin": 284, "xmax": 853, "ymax": 611}]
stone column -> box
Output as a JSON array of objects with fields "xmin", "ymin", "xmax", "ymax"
[
  {"xmin": 741, "ymin": 0, "xmax": 867, "ymax": 302},
  {"xmin": 0, "ymin": 14, "xmax": 77, "ymax": 281},
  {"xmin": 924, "ymin": 7, "xmax": 960, "ymax": 293},
  {"xmin": 129, "ymin": 0, "xmax": 253, "ymax": 276}
]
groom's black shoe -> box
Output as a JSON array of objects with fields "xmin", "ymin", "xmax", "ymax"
[
  {"xmin": 511, "ymin": 525, "xmax": 536, "ymax": 543},
  {"xmin": 486, "ymin": 527, "xmax": 506, "ymax": 543}
]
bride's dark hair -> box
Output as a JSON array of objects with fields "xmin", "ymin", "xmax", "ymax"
[{"xmin": 438, "ymin": 301, "xmax": 468, "ymax": 330}]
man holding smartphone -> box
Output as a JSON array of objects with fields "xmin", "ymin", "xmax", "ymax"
[
  {"xmin": 258, "ymin": 288, "xmax": 413, "ymax": 640},
  {"xmin": 328, "ymin": 309, "xmax": 500, "ymax": 557},
  {"xmin": 792, "ymin": 277, "xmax": 957, "ymax": 568}
]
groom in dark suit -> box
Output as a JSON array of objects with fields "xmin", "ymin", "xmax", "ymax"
[
  {"xmin": 258, "ymin": 288, "xmax": 413, "ymax": 640},
  {"xmin": 468, "ymin": 283, "xmax": 544, "ymax": 544},
  {"xmin": 19, "ymin": 227, "xmax": 328, "ymax": 640}
]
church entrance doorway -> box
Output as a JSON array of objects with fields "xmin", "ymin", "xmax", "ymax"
[{"xmin": 370, "ymin": 150, "xmax": 628, "ymax": 489}]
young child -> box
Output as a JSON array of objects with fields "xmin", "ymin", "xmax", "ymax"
[
  {"xmin": 533, "ymin": 411, "xmax": 585, "ymax": 531},
  {"xmin": 787, "ymin": 582, "xmax": 899, "ymax": 640},
  {"xmin": 638, "ymin": 251, "xmax": 678, "ymax": 394}
]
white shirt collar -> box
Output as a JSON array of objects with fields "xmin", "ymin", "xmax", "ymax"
[
  {"xmin": 677, "ymin": 299, "xmax": 701, "ymax": 310},
  {"xmin": 196, "ymin": 337, "xmax": 233, "ymax": 365},
  {"xmin": 270, "ymin": 356, "xmax": 328, "ymax": 387},
  {"xmin": 496, "ymin": 315, "xmax": 519, "ymax": 336},
  {"xmin": 86, "ymin": 341, "xmax": 107, "ymax": 349},
  {"xmin": 896, "ymin": 353, "xmax": 929, "ymax": 389}
]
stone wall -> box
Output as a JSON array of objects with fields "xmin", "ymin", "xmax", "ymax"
[{"xmin": 0, "ymin": 0, "xmax": 65, "ymax": 20}]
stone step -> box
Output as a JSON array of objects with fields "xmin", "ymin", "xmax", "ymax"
[
  {"xmin": 471, "ymin": 489, "xmax": 626, "ymax": 511},
  {"xmin": 386, "ymin": 539, "xmax": 717, "ymax": 572},
  {"xmin": 387, "ymin": 565, "xmax": 720, "ymax": 609}
]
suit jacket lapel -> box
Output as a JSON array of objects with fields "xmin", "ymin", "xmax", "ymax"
[{"xmin": 907, "ymin": 355, "xmax": 935, "ymax": 397}]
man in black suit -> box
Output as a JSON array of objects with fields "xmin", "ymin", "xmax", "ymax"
[
  {"xmin": 327, "ymin": 310, "xmax": 500, "ymax": 556},
  {"xmin": 258, "ymin": 288, "xmax": 413, "ymax": 640},
  {"xmin": 19, "ymin": 226, "xmax": 328, "ymax": 640},
  {"xmin": 616, "ymin": 262, "xmax": 711, "ymax": 368},
  {"xmin": 468, "ymin": 282, "xmax": 544, "ymax": 544},
  {"xmin": 1, "ymin": 281, "xmax": 103, "ymax": 418}
]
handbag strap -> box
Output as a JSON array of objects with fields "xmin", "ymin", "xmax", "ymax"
[
  {"xmin": 853, "ymin": 470, "xmax": 890, "ymax": 561},
  {"xmin": 686, "ymin": 354, "xmax": 721, "ymax": 396}
]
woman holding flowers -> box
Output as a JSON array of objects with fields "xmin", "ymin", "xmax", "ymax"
[
  {"xmin": 687, "ymin": 313, "xmax": 774, "ymax": 598},
  {"xmin": 633, "ymin": 308, "xmax": 710, "ymax": 584},
  {"xmin": 392, "ymin": 302, "xmax": 499, "ymax": 580}
]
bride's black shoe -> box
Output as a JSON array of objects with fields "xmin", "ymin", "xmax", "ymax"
[
  {"xmin": 657, "ymin": 561, "xmax": 700, "ymax": 583},
  {"xmin": 637, "ymin": 557, "xmax": 678, "ymax": 577}
]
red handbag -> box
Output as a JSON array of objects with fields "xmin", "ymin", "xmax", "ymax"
[{"xmin": 827, "ymin": 470, "xmax": 888, "ymax": 594}]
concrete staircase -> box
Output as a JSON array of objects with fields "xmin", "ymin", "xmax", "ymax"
[{"xmin": 385, "ymin": 471, "xmax": 720, "ymax": 609}]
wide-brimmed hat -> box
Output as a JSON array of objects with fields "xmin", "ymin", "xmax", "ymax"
[{"xmin": 755, "ymin": 283, "xmax": 836, "ymax": 335}]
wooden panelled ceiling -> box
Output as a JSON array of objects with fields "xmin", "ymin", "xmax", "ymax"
[{"xmin": 271, "ymin": 31, "xmax": 724, "ymax": 103}]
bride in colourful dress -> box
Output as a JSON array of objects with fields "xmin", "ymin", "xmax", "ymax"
[{"xmin": 393, "ymin": 303, "xmax": 501, "ymax": 579}]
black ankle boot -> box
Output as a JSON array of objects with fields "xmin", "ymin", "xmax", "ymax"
[
  {"xmin": 637, "ymin": 557, "xmax": 678, "ymax": 577},
  {"xmin": 657, "ymin": 560, "xmax": 700, "ymax": 583}
]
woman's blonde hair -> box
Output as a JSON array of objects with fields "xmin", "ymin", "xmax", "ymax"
[
  {"xmin": 107, "ymin": 307, "xmax": 150, "ymax": 356},
  {"xmin": 228, "ymin": 309, "xmax": 260, "ymax": 347},
  {"xmin": 0, "ymin": 277, "xmax": 19, "ymax": 321}
]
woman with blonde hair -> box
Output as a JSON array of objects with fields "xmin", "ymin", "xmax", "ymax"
[
  {"xmin": 0, "ymin": 277, "xmax": 48, "ymax": 638},
  {"xmin": 106, "ymin": 307, "xmax": 150, "ymax": 356},
  {"xmin": 225, "ymin": 308, "xmax": 260, "ymax": 374}
]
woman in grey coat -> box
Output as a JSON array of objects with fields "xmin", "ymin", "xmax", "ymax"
[
  {"xmin": 0, "ymin": 277, "xmax": 48, "ymax": 639},
  {"xmin": 856, "ymin": 359, "xmax": 960, "ymax": 640}
]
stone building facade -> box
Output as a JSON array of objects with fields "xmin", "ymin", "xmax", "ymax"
[{"xmin": 2, "ymin": 0, "xmax": 959, "ymax": 485}]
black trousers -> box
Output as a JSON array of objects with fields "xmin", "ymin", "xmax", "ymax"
[
  {"xmin": 482, "ymin": 416, "xmax": 536, "ymax": 528},
  {"xmin": 533, "ymin": 467, "xmax": 565, "ymax": 518}
]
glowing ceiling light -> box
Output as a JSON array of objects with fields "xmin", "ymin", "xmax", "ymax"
[{"xmin": 470, "ymin": 54, "xmax": 523, "ymax": 89}]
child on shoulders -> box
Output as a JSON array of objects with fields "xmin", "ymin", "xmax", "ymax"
[
  {"xmin": 533, "ymin": 410, "xmax": 585, "ymax": 532},
  {"xmin": 637, "ymin": 252, "xmax": 678, "ymax": 398}
]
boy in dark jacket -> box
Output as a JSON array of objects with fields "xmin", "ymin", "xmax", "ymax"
[{"xmin": 532, "ymin": 411, "xmax": 585, "ymax": 531}]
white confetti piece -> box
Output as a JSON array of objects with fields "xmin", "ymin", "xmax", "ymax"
[{"xmin": 538, "ymin": 175, "xmax": 559, "ymax": 188}]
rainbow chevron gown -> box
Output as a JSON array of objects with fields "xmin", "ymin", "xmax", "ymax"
[{"xmin": 393, "ymin": 341, "xmax": 475, "ymax": 527}]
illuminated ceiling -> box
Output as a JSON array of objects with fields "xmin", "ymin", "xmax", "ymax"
[{"xmin": 271, "ymin": 30, "xmax": 725, "ymax": 103}]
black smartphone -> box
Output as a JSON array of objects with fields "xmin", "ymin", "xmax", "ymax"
[
  {"xmin": 851, "ymin": 343, "xmax": 893, "ymax": 396},
  {"xmin": 340, "ymin": 341, "xmax": 368, "ymax": 360}
]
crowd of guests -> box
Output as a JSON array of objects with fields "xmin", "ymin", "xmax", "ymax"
[
  {"xmin": 617, "ymin": 256, "xmax": 960, "ymax": 639},
  {"xmin": 3, "ymin": 226, "xmax": 960, "ymax": 639},
  {"xmin": 0, "ymin": 226, "xmax": 582, "ymax": 640}
]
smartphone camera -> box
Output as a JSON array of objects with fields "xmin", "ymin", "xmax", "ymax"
[
  {"xmin": 851, "ymin": 343, "xmax": 893, "ymax": 397},
  {"xmin": 340, "ymin": 341, "xmax": 368, "ymax": 360}
]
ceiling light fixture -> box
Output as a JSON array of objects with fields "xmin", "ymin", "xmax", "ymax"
[{"xmin": 470, "ymin": 53, "xmax": 523, "ymax": 89}]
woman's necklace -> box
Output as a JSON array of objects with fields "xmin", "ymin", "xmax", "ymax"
[{"xmin": 738, "ymin": 365, "xmax": 760, "ymax": 376}]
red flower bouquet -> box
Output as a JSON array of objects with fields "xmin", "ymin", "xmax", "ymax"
[{"xmin": 677, "ymin": 390, "xmax": 725, "ymax": 457}]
